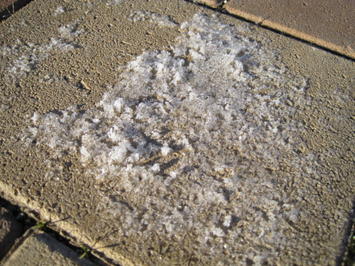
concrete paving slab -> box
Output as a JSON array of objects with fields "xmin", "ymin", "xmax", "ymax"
[
  {"xmin": 0, "ymin": 0, "xmax": 354, "ymax": 265},
  {"xmin": 196, "ymin": 0, "xmax": 355, "ymax": 59},
  {"xmin": 0, "ymin": 206, "xmax": 23, "ymax": 258},
  {"xmin": 2, "ymin": 232, "xmax": 96, "ymax": 266},
  {"xmin": 225, "ymin": 0, "xmax": 355, "ymax": 58}
]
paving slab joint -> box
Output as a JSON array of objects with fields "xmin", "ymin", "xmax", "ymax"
[
  {"xmin": 2, "ymin": 232, "xmax": 98, "ymax": 266},
  {"xmin": 0, "ymin": 0, "xmax": 33, "ymax": 21},
  {"xmin": 0, "ymin": 196, "xmax": 107, "ymax": 265},
  {"xmin": 339, "ymin": 203, "xmax": 355, "ymax": 265},
  {"xmin": 189, "ymin": 0, "xmax": 355, "ymax": 60},
  {"xmin": 0, "ymin": 197, "xmax": 33, "ymax": 260}
]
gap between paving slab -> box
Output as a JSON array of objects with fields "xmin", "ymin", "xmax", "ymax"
[
  {"xmin": 0, "ymin": 205, "xmax": 23, "ymax": 259},
  {"xmin": 0, "ymin": 183, "xmax": 118, "ymax": 265},
  {"xmin": 2, "ymin": 231, "xmax": 96, "ymax": 266},
  {"xmin": 0, "ymin": 196, "xmax": 107, "ymax": 265},
  {"xmin": 0, "ymin": 0, "xmax": 16, "ymax": 12},
  {"xmin": 0, "ymin": 0, "xmax": 33, "ymax": 20},
  {"xmin": 194, "ymin": 0, "xmax": 355, "ymax": 59},
  {"xmin": 0, "ymin": 0, "xmax": 354, "ymax": 265}
]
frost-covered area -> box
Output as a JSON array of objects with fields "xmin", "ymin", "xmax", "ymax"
[
  {"xmin": 53, "ymin": 6, "xmax": 65, "ymax": 16},
  {"xmin": 23, "ymin": 14, "xmax": 313, "ymax": 264},
  {"xmin": 1, "ymin": 22, "xmax": 82, "ymax": 77},
  {"xmin": 106, "ymin": 0, "xmax": 125, "ymax": 6},
  {"xmin": 129, "ymin": 10, "xmax": 178, "ymax": 27}
]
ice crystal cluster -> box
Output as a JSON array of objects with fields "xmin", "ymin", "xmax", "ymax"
[
  {"xmin": 106, "ymin": 0, "xmax": 125, "ymax": 6},
  {"xmin": 24, "ymin": 14, "xmax": 311, "ymax": 263},
  {"xmin": 53, "ymin": 6, "xmax": 65, "ymax": 16},
  {"xmin": 129, "ymin": 10, "xmax": 177, "ymax": 27}
]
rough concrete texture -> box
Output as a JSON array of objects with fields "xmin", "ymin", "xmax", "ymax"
[
  {"xmin": 0, "ymin": 206, "xmax": 23, "ymax": 258},
  {"xmin": 0, "ymin": 0, "xmax": 354, "ymax": 265},
  {"xmin": 196, "ymin": 0, "xmax": 355, "ymax": 59},
  {"xmin": 191, "ymin": 0, "xmax": 220, "ymax": 8},
  {"xmin": 2, "ymin": 232, "xmax": 95, "ymax": 266}
]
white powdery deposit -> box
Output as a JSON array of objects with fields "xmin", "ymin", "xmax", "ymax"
[
  {"xmin": 106, "ymin": 0, "xmax": 125, "ymax": 6},
  {"xmin": 1, "ymin": 22, "xmax": 82, "ymax": 77},
  {"xmin": 23, "ymin": 13, "xmax": 313, "ymax": 264},
  {"xmin": 129, "ymin": 10, "xmax": 178, "ymax": 27},
  {"xmin": 53, "ymin": 6, "xmax": 65, "ymax": 16}
]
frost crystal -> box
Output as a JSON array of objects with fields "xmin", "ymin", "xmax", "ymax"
[
  {"xmin": 106, "ymin": 0, "xmax": 124, "ymax": 6},
  {"xmin": 54, "ymin": 6, "xmax": 65, "ymax": 16},
  {"xmin": 129, "ymin": 10, "xmax": 178, "ymax": 27},
  {"xmin": 23, "ymin": 13, "xmax": 312, "ymax": 263},
  {"xmin": 2, "ymin": 22, "xmax": 82, "ymax": 77}
]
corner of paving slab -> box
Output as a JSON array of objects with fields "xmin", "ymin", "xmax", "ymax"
[
  {"xmin": 0, "ymin": 0, "xmax": 354, "ymax": 265},
  {"xmin": 2, "ymin": 231, "xmax": 96, "ymax": 266},
  {"xmin": 0, "ymin": 0, "xmax": 34, "ymax": 21}
]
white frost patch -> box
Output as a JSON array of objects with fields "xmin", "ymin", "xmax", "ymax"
[
  {"xmin": 106, "ymin": 0, "xmax": 124, "ymax": 6},
  {"xmin": 161, "ymin": 144, "xmax": 172, "ymax": 156},
  {"xmin": 54, "ymin": 6, "xmax": 65, "ymax": 16},
  {"xmin": 58, "ymin": 22, "xmax": 82, "ymax": 38},
  {"xmin": 151, "ymin": 163, "xmax": 160, "ymax": 173},
  {"xmin": 211, "ymin": 226, "xmax": 225, "ymax": 237},
  {"xmin": 23, "ymin": 13, "xmax": 312, "ymax": 263},
  {"xmin": 2, "ymin": 22, "xmax": 82, "ymax": 77},
  {"xmin": 129, "ymin": 10, "xmax": 178, "ymax": 27},
  {"xmin": 223, "ymin": 215, "xmax": 232, "ymax": 227}
]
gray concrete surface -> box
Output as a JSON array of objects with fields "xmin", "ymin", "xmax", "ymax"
[
  {"xmin": 2, "ymin": 232, "xmax": 95, "ymax": 266},
  {"xmin": 0, "ymin": 0, "xmax": 354, "ymax": 265}
]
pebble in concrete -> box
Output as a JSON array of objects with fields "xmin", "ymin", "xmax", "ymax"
[{"xmin": 2, "ymin": 232, "xmax": 96, "ymax": 266}]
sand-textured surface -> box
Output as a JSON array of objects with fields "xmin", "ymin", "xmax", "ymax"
[{"xmin": 0, "ymin": 0, "xmax": 354, "ymax": 265}]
